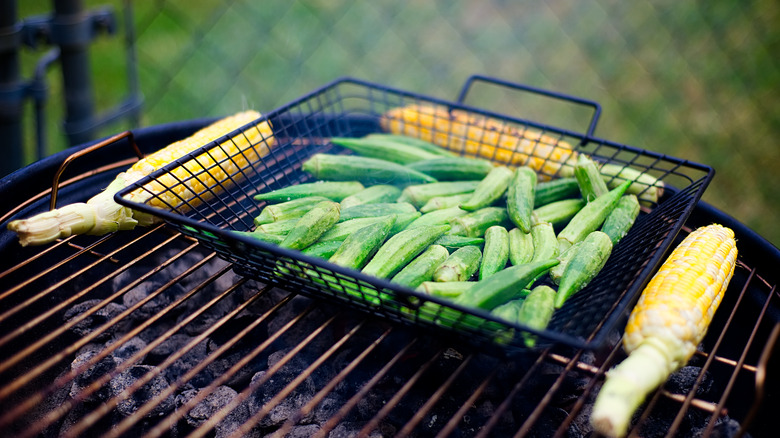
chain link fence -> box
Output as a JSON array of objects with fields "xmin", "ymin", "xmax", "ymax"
[{"xmin": 12, "ymin": 0, "xmax": 780, "ymax": 246}]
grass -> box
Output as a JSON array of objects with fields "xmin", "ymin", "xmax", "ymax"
[{"xmin": 13, "ymin": 0, "xmax": 780, "ymax": 247}]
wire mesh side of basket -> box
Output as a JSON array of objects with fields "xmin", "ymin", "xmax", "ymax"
[{"xmin": 115, "ymin": 77, "xmax": 714, "ymax": 351}]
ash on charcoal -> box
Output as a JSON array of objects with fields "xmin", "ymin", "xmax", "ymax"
[
  {"xmin": 107, "ymin": 336, "xmax": 148, "ymax": 364},
  {"xmin": 150, "ymin": 335, "xmax": 211, "ymax": 386},
  {"xmin": 281, "ymin": 423, "xmax": 321, "ymax": 438},
  {"xmin": 665, "ymin": 366, "xmax": 713, "ymax": 397},
  {"xmin": 70, "ymin": 347, "xmax": 116, "ymax": 403},
  {"xmin": 109, "ymin": 364, "xmax": 174, "ymax": 417},
  {"xmin": 327, "ymin": 421, "xmax": 389, "ymax": 438},
  {"xmin": 64, "ymin": 299, "xmax": 128, "ymax": 341},
  {"xmin": 121, "ymin": 281, "xmax": 179, "ymax": 321},
  {"xmin": 175, "ymin": 386, "xmax": 250, "ymax": 438},
  {"xmin": 248, "ymin": 350, "xmax": 317, "ymax": 429},
  {"xmin": 692, "ymin": 416, "xmax": 750, "ymax": 438},
  {"xmin": 203, "ymin": 337, "xmax": 263, "ymax": 389}
]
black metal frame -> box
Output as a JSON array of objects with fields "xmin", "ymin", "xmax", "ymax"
[{"xmin": 114, "ymin": 75, "xmax": 714, "ymax": 353}]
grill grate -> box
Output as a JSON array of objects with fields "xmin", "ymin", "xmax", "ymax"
[{"xmin": 0, "ymin": 203, "xmax": 777, "ymax": 437}]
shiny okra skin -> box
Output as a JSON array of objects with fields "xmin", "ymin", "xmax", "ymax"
[
  {"xmin": 302, "ymin": 153, "xmax": 437, "ymax": 186},
  {"xmin": 453, "ymin": 259, "xmax": 559, "ymax": 311},
  {"xmin": 555, "ymin": 230, "xmax": 613, "ymax": 308},
  {"xmin": 330, "ymin": 136, "xmax": 442, "ymax": 164},
  {"xmin": 361, "ymin": 224, "xmax": 451, "ymax": 279},
  {"xmin": 532, "ymin": 198, "xmax": 586, "ymax": 228},
  {"xmin": 406, "ymin": 156, "xmax": 495, "ymax": 181},
  {"xmin": 508, "ymin": 227, "xmax": 534, "ymax": 266},
  {"xmin": 518, "ymin": 285, "xmax": 557, "ymax": 347},
  {"xmin": 398, "ymin": 181, "xmax": 481, "ymax": 208},
  {"xmin": 460, "ymin": 166, "xmax": 514, "ymax": 211},
  {"xmin": 391, "ymin": 244, "xmax": 450, "ymax": 288},
  {"xmin": 339, "ymin": 184, "xmax": 402, "ymax": 209},
  {"xmin": 557, "ymin": 180, "xmax": 631, "ymax": 254},
  {"xmin": 254, "ymin": 181, "xmax": 365, "ymax": 202},
  {"xmin": 574, "ymin": 154, "xmax": 609, "ymax": 202},
  {"xmin": 480, "ymin": 226, "xmax": 510, "ymax": 280},
  {"xmin": 338, "ymin": 202, "xmax": 418, "ymax": 222},
  {"xmin": 506, "ymin": 166, "xmax": 537, "ymax": 233},
  {"xmin": 601, "ymin": 194, "xmax": 640, "ymax": 245},
  {"xmin": 433, "ymin": 245, "xmax": 483, "ymax": 282},
  {"xmin": 328, "ymin": 215, "xmax": 397, "ymax": 270},
  {"xmin": 254, "ymin": 196, "xmax": 331, "ymax": 225},
  {"xmin": 448, "ymin": 207, "xmax": 509, "ymax": 238},
  {"xmin": 280, "ymin": 200, "xmax": 341, "ymax": 250}
]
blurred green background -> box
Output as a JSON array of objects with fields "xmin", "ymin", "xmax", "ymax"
[{"xmin": 13, "ymin": 0, "xmax": 780, "ymax": 246}]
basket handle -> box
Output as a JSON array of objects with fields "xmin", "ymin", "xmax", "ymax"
[{"xmin": 456, "ymin": 74, "xmax": 602, "ymax": 138}]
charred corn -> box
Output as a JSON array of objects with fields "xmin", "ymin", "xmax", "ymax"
[
  {"xmin": 590, "ymin": 224, "xmax": 737, "ymax": 437},
  {"xmin": 8, "ymin": 111, "xmax": 273, "ymax": 246}
]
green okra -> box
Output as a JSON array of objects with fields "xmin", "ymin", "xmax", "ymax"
[
  {"xmin": 453, "ymin": 259, "xmax": 559, "ymax": 311},
  {"xmin": 328, "ymin": 215, "xmax": 397, "ymax": 270},
  {"xmin": 255, "ymin": 218, "xmax": 299, "ymax": 235},
  {"xmin": 530, "ymin": 222, "xmax": 558, "ymax": 263},
  {"xmin": 418, "ymin": 281, "xmax": 475, "ymax": 299},
  {"xmin": 280, "ymin": 200, "xmax": 341, "ymax": 250},
  {"xmin": 254, "ymin": 181, "xmax": 365, "ymax": 202},
  {"xmin": 391, "ymin": 244, "xmax": 450, "ymax": 288},
  {"xmin": 254, "ymin": 196, "xmax": 331, "ymax": 225},
  {"xmin": 479, "ymin": 226, "xmax": 509, "ymax": 280},
  {"xmin": 459, "ymin": 166, "xmax": 514, "ymax": 211},
  {"xmin": 548, "ymin": 241, "xmax": 582, "ymax": 285},
  {"xmin": 433, "ymin": 235, "xmax": 485, "ymax": 252},
  {"xmin": 338, "ymin": 202, "xmax": 418, "ymax": 222},
  {"xmin": 601, "ymin": 194, "xmax": 640, "ymax": 245},
  {"xmin": 491, "ymin": 298, "xmax": 527, "ymax": 323},
  {"xmin": 533, "ymin": 177, "xmax": 581, "ymax": 207},
  {"xmin": 555, "ymin": 231, "xmax": 613, "ymax": 308},
  {"xmin": 330, "ymin": 136, "xmax": 442, "ymax": 164},
  {"xmin": 398, "ymin": 181, "xmax": 481, "ymax": 208},
  {"xmin": 405, "ymin": 156, "xmax": 495, "ymax": 181},
  {"xmin": 506, "ymin": 166, "xmax": 538, "ymax": 233},
  {"xmin": 508, "ymin": 227, "xmax": 534, "ymax": 266},
  {"xmin": 532, "ymin": 198, "xmax": 586, "ymax": 228},
  {"xmin": 319, "ymin": 213, "xmax": 418, "ymax": 242},
  {"xmin": 302, "ymin": 153, "xmax": 437, "ymax": 186},
  {"xmin": 448, "ymin": 207, "xmax": 509, "ymax": 238},
  {"xmin": 433, "ymin": 245, "xmax": 482, "ymax": 282},
  {"xmin": 574, "ymin": 154, "xmax": 609, "ymax": 202},
  {"xmin": 233, "ymin": 229, "xmax": 285, "ymax": 245},
  {"xmin": 419, "ymin": 193, "xmax": 474, "ymax": 213},
  {"xmin": 557, "ymin": 180, "xmax": 631, "ymax": 254},
  {"xmin": 364, "ymin": 133, "xmax": 457, "ymax": 157},
  {"xmin": 339, "ymin": 184, "xmax": 402, "ymax": 209},
  {"xmin": 301, "ymin": 240, "xmax": 344, "ymax": 259},
  {"xmin": 405, "ymin": 206, "xmax": 469, "ymax": 230},
  {"xmin": 599, "ymin": 163, "xmax": 664, "ymax": 204},
  {"xmin": 361, "ymin": 224, "xmax": 451, "ymax": 279},
  {"xmin": 518, "ymin": 285, "xmax": 557, "ymax": 347}
]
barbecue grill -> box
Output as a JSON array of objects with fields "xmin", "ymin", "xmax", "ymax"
[{"xmin": 1, "ymin": 76, "xmax": 778, "ymax": 437}]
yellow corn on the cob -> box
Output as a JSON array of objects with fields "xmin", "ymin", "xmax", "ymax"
[
  {"xmin": 590, "ymin": 223, "xmax": 737, "ymax": 437},
  {"xmin": 381, "ymin": 103, "xmax": 577, "ymax": 179},
  {"xmin": 380, "ymin": 103, "xmax": 663, "ymax": 202},
  {"xmin": 7, "ymin": 110, "xmax": 273, "ymax": 246}
]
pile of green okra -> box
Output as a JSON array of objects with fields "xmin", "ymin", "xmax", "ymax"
[{"xmin": 238, "ymin": 133, "xmax": 641, "ymax": 347}]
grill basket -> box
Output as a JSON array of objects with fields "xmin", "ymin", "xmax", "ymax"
[{"xmin": 115, "ymin": 76, "xmax": 714, "ymax": 353}]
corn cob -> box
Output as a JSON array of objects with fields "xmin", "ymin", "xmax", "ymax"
[
  {"xmin": 590, "ymin": 224, "xmax": 737, "ymax": 437},
  {"xmin": 380, "ymin": 104, "xmax": 665, "ymax": 201},
  {"xmin": 8, "ymin": 111, "xmax": 273, "ymax": 246},
  {"xmin": 381, "ymin": 104, "xmax": 577, "ymax": 179}
]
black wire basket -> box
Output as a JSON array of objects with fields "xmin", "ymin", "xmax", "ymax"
[{"xmin": 115, "ymin": 75, "xmax": 714, "ymax": 354}]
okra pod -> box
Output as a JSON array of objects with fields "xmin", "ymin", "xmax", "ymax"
[
  {"xmin": 338, "ymin": 202, "xmax": 418, "ymax": 222},
  {"xmin": 433, "ymin": 245, "xmax": 482, "ymax": 282},
  {"xmin": 280, "ymin": 200, "xmax": 341, "ymax": 250},
  {"xmin": 319, "ymin": 213, "xmax": 418, "ymax": 242},
  {"xmin": 364, "ymin": 133, "xmax": 458, "ymax": 157},
  {"xmin": 531, "ymin": 198, "xmax": 586, "ymax": 228},
  {"xmin": 459, "ymin": 166, "xmax": 514, "ymax": 211},
  {"xmin": 406, "ymin": 156, "xmax": 496, "ymax": 182},
  {"xmin": 255, "ymin": 218, "xmax": 298, "ymax": 235},
  {"xmin": 518, "ymin": 285, "xmax": 557, "ymax": 347},
  {"xmin": 491, "ymin": 298, "xmax": 526, "ymax": 323},
  {"xmin": 302, "ymin": 153, "xmax": 437, "ymax": 186},
  {"xmin": 330, "ymin": 136, "xmax": 441, "ymax": 164},
  {"xmin": 254, "ymin": 196, "xmax": 330, "ymax": 224},
  {"xmin": 405, "ymin": 206, "xmax": 468, "ymax": 229},
  {"xmin": 233, "ymin": 229, "xmax": 285, "ymax": 245},
  {"xmin": 601, "ymin": 194, "xmax": 640, "ymax": 245},
  {"xmin": 533, "ymin": 177, "xmax": 580, "ymax": 207},
  {"xmin": 479, "ymin": 226, "xmax": 509, "ymax": 280},
  {"xmin": 328, "ymin": 215, "xmax": 396, "ymax": 270},
  {"xmin": 391, "ymin": 244, "xmax": 450, "ymax": 288},
  {"xmin": 339, "ymin": 184, "xmax": 402, "ymax": 209},
  {"xmin": 254, "ymin": 181, "xmax": 365, "ymax": 202},
  {"xmin": 419, "ymin": 193, "xmax": 474, "ymax": 213},
  {"xmin": 453, "ymin": 259, "xmax": 559, "ymax": 311},
  {"xmin": 301, "ymin": 240, "xmax": 344, "ymax": 259},
  {"xmin": 433, "ymin": 235, "xmax": 485, "ymax": 252},
  {"xmin": 398, "ymin": 181, "xmax": 481, "ymax": 208},
  {"xmin": 557, "ymin": 180, "xmax": 631, "ymax": 254},
  {"xmin": 506, "ymin": 166, "xmax": 538, "ymax": 233},
  {"xmin": 448, "ymin": 207, "xmax": 509, "ymax": 238},
  {"xmin": 508, "ymin": 227, "xmax": 534, "ymax": 266},
  {"xmin": 555, "ymin": 231, "xmax": 613, "ymax": 308},
  {"xmin": 548, "ymin": 240, "xmax": 582, "ymax": 285},
  {"xmin": 574, "ymin": 154, "xmax": 609, "ymax": 202},
  {"xmin": 599, "ymin": 163, "xmax": 664, "ymax": 204},
  {"xmin": 418, "ymin": 281, "xmax": 474, "ymax": 299},
  {"xmin": 530, "ymin": 222, "xmax": 558, "ymax": 263},
  {"xmin": 361, "ymin": 224, "xmax": 451, "ymax": 279}
]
